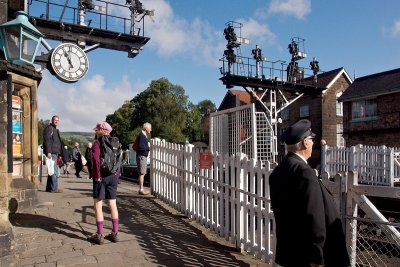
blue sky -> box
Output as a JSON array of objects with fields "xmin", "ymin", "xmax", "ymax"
[{"xmin": 34, "ymin": 0, "xmax": 400, "ymax": 132}]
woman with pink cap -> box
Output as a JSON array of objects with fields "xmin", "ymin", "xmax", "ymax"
[{"xmin": 87, "ymin": 121, "xmax": 119, "ymax": 244}]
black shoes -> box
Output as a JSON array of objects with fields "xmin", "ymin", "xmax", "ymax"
[
  {"xmin": 105, "ymin": 232, "xmax": 119, "ymax": 243},
  {"xmin": 87, "ymin": 233, "xmax": 104, "ymax": 245},
  {"xmin": 88, "ymin": 232, "xmax": 118, "ymax": 244}
]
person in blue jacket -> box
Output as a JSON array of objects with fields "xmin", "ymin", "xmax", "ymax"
[{"xmin": 135, "ymin": 122, "xmax": 151, "ymax": 195}]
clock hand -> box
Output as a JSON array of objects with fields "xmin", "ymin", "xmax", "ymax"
[{"xmin": 64, "ymin": 50, "xmax": 74, "ymax": 69}]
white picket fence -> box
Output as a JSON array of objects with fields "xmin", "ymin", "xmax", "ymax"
[
  {"xmin": 321, "ymin": 144, "xmax": 400, "ymax": 187},
  {"xmin": 150, "ymin": 138, "xmax": 276, "ymax": 263}
]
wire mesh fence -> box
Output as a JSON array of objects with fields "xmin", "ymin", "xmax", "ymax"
[{"xmin": 348, "ymin": 216, "xmax": 400, "ymax": 267}]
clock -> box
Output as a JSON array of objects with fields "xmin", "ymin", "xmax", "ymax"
[{"xmin": 50, "ymin": 43, "xmax": 89, "ymax": 83}]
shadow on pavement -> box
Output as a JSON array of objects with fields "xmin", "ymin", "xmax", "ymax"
[
  {"xmin": 114, "ymin": 193, "xmax": 250, "ymax": 267},
  {"xmin": 9, "ymin": 213, "xmax": 88, "ymax": 242}
]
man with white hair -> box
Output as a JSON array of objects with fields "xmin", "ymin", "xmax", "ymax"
[
  {"xmin": 269, "ymin": 119, "xmax": 350, "ymax": 267},
  {"xmin": 135, "ymin": 122, "xmax": 152, "ymax": 195}
]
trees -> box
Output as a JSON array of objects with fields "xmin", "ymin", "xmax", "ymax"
[
  {"xmin": 197, "ymin": 100, "xmax": 217, "ymax": 144},
  {"xmin": 131, "ymin": 78, "xmax": 189, "ymax": 143},
  {"xmin": 38, "ymin": 119, "xmax": 50, "ymax": 146},
  {"xmin": 183, "ymin": 103, "xmax": 202, "ymax": 143},
  {"xmin": 105, "ymin": 78, "xmax": 217, "ymax": 147},
  {"xmin": 106, "ymin": 101, "xmax": 136, "ymax": 149}
]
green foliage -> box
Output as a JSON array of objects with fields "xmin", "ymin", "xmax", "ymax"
[
  {"xmin": 106, "ymin": 101, "xmax": 136, "ymax": 149},
  {"xmin": 184, "ymin": 102, "xmax": 202, "ymax": 142},
  {"xmin": 103, "ymin": 78, "xmax": 217, "ymax": 146},
  {"xmin": 38, "ymin": 119, "xmax": 91, "ymax": 153},
  {"xmin": 197, "ymin": 99, "xmax": 217, "ymax": 144},
  {"xmin": 131, "ymin": 78, "xmax": 189, "ymax": 143},
  {"xmin": 37, "ymin": 119, "xmax": 49, "ymax": 146},
  {"xmin": 197, "ymin": 99, "xmax": 217, "ymax": 117},
  {"xmin": 61, "ymin": 132, "xmax": 94, "ymax": 151}
]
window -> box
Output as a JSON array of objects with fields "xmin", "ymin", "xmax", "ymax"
[
  {"xmin": 336, "ymin": 124, "xmax": 345, "ymax": 147},
  {"xmin": 351, "ymin": 99, "xmax": 377, "ymax": 120},
  {"xmin": 336, "ymin": 92, "xmax": 343, "ymax": 116},
  {"xmin": 299, "ymin": 104, "xmax": 309, "ymax": 118},
  {"xmin": 281, "ymin": 107, "xmax": 289, "ymax": 121}
]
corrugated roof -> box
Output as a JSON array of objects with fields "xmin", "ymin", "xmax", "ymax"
[{"xmin": 339, "ymin": 68, "xmax": 400, "ymax": 102}]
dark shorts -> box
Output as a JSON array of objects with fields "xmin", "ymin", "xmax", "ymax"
[
  {"xmin": 136, "ymin": 155, "xmax": 148, "ymax": 175},
  {"xmin": 93, "ymin": 174, "xmax": 118, "ymax": 200}
]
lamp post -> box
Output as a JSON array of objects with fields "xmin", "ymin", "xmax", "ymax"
[{"xmin": 0, "ymin": 11, "xmax": 44, "ymax": 65}]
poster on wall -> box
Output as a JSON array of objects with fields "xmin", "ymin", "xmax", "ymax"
[
  {"xmin": 12, "ymin": 109, "xmax": 22, "ymax": 133},
  {"xmin": 13, "ymin": 133, "xmax": 22, "ymax": 155},
  {"xmin": 13, "ymin": 161, "xmax": 23, "ymax": 176},
  {"xmin": 12, "ymin": 95, "xmax": 21, "ymax": 109}
]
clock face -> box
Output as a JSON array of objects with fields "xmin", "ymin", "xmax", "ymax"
[{"xmin": 50, "ymin": 43, "xmax": 89, "ymax": 83}]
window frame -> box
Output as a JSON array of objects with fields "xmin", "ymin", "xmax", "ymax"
[
  {"xmin": 299, "ymin": 104, "xmax": 309, "ymax": 118},
  {"xmin": 351, "ymin": 99, "xmax": 378, "ymax": 121}
]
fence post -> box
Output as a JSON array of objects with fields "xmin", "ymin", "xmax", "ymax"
[
  {"xmin": 235, "ymin": 153, "xmax": 246, "ymax": 252},
  {"xmin": 389, "ymin": 147, "xmax": 395, "ymax": 187},
  {"xmin": 346, "ymin": 171, "xmax": 358, "ymax": 267},
  {"xmin": 185, "ymin": 144, "xmax": 194, "ymax": 218},
  {"xmin": 321, "ymin": 143, "xmax": 327, "ymax": 177},
  {"xmin": 349, "ymin": 145, "xmax": 357, "ymax": 173}
]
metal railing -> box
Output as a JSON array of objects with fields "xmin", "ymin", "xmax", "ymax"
[
  {"xmin": 321, "ymin": 144, "xmax": 400, "ymax": 187},
  {"xmin": 27, "ymin": 0, "xmax": 144, "ymax": 36}
]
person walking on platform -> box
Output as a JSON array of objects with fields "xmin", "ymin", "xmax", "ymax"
[
  {"xmin": 72, "ymin": 143, "xmax": 83, "ymax": 178},
  {"xmin": 88, "ymin": 122, "xmax": 120, "ymax": 244},
  {"xmin": 43, "ymin": 115, "xmax": 63, "ymax": 193},
  {"xmin": 62, "ymin": 145, "xmax": 71, "ymax": 176},
  {"xmin": 269, "ymin": 119, "xmax": 350, "ymax": 267}
]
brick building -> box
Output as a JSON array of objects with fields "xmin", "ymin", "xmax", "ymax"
[
  {"xmin": 339, "ymin": 68, "xmax": 400, "ymax": 147},
  {"xmin": 278, "ymin": 67, "xmax": 352, "ymax": 168},
  {"xmin": 217, "ymin": 67, "xmax": 353, "ymax": 168}
]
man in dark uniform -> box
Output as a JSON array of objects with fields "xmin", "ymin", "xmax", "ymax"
[{"xmin": 269, "ymin": 119, "xmax": 350, "ymax": 267}]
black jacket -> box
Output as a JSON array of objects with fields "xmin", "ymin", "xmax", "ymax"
[
  {"xmin": 43, "ymin": 124, "xmax": 62, "ymax": 155},
  {"xmin": 85, "ymin": 148, "xmax": 93, "ymax": 162},
  {"xmin": 269, "ymin": 152, "xmax": 350, "ymax": 267},
  {"xmin": 62, "ymin": 149, "xmax": 71, "ymax": 162}
]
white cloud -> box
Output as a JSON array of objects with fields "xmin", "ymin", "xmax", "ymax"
[
  {"xmin": 98, "ymin": 0, "xmax": 275, "ymax": 67},
  {"xmin": 142, "ymin": 0, "xmax": 224, "ymax": 67},
  {"xmin": 268, "ymin": 0, "xmax": 311, "ymax": 19},
  {"xmin": 390, "ymin": 19, "xmax": 400, "ymax": 37},
  {"xmin": 38, "ymin": 73, "xmax": 146, "ymax": 132},
  {"xmin": 239, "ymin": 18, "xmax": 277, "ymax": 47}
]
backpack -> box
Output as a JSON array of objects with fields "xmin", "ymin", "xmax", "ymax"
[
  {"xmin": 132, "ymin": 135, "xmax": 139, "ymax": 152},
  {"xmin": 100, "ymin": 135, "xmax": 123, "ymax": 175}
]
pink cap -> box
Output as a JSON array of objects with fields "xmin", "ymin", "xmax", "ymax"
[{"xmin": 93, "ymin": 121, "xmax": 112, "ymax": 133}]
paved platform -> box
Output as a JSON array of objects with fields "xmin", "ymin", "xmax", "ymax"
[{"xmin": 2, "ymin": 171, "xmax": 272, "ymax": 267}]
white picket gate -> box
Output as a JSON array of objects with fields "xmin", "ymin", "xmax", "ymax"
[
  {"xmin": 150, "ymin": 138, "xmax": 276, "ymax": 263},
  {"xmin": 321, "ymin": 144, "xmax": 400, "ymax": 187}
]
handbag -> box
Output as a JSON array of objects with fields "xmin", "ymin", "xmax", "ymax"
[
  {"xmin": 81, "ymin": 155, "xmax": 87, "ymax": 166},
  {"xmin": 46, "ymin": 157, "xmax": 55, "ymax": 176}
]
